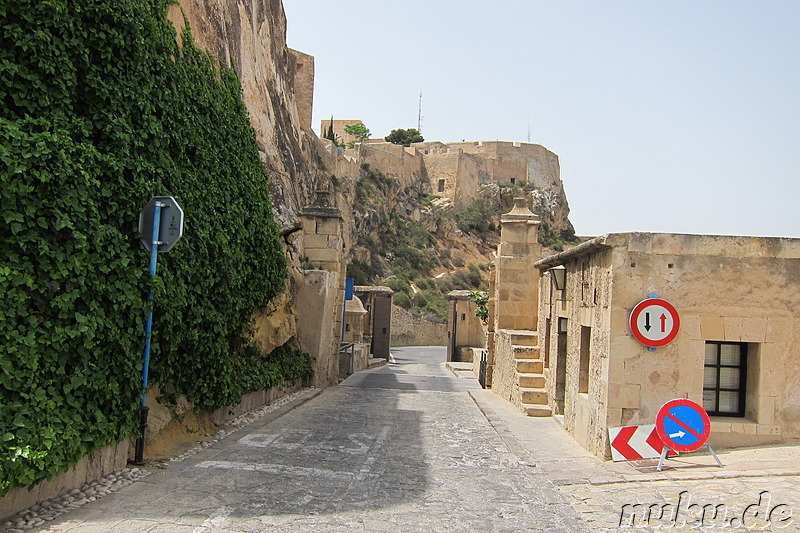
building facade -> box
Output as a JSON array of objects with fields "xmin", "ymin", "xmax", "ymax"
[
  {"xmin": 533, "ymin": 233, "xmax": 800, "ymax": 458},
  {"xmin": 446, "ymin": 290, "xmax": 487, "ymax": 363}
]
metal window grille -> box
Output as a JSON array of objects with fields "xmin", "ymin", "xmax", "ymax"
[{"xmin": 703, "ymin": 341, "xmax": 747, "ymax": 417}]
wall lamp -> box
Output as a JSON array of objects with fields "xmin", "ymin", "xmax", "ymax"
[{"xmin": 549, "ymin": 265, "xmax": 566, "ymax": 291}]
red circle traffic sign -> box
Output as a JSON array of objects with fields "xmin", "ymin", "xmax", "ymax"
[
  {"xmin": 656, "ymin": 399, "xmax": 711, "ymax": 453},
  {"xmin": 629, "ymin": 298, "xmax": 680, "ymax": 348}
]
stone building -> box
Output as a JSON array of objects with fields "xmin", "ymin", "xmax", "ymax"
[
  {"xmin": 485, "ymin": 199, "xmax": 800, "ymax": 458},
  {"xmin": 446, "ymin": 290, "xmax": 487, "ymax": 363},
  {"xmin": 533, "ymin": 233, "xmax": 800, "ymax": 458}
]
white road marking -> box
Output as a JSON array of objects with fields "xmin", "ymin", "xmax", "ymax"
[
  {"xmin": 192, "ymin": 506, "xmax": 232, "ymax": 532},
  {"xmin": 195, "ymin": 460, "xmax": 354, "ymax": 480},
  {"xmin": 239, "ymin": 430, "xmax": 378, "ymax": 455},
  {"xmin": 355, "ymin": 426, "xmax": 392, "ymax": 481}
]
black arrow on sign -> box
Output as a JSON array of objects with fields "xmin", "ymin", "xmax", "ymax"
[{"xmin": 644, "ymin": 312, "xmax": 651, "ymax": 331}]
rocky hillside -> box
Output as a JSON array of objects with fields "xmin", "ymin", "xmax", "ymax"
[
  {"xmin": 333, "ymin": 143, "xmax": 577, "ymax": 321},
  {"xmin": 171, "ymin": 0, "xmax": 577, "ymax": 327}
]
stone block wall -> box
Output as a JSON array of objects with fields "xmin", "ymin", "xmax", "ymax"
[
  {"xmin": 490, "ymin": 329, "xmax": 518, "ymax": 405},
  {"xmin": 391, "ymin": 305, "xmax": 447, "ymax": 347}
]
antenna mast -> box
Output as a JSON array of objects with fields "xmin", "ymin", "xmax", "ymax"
[{"xmin": 417, "ymin": 90, "xmax": 423, "ymax": 133}]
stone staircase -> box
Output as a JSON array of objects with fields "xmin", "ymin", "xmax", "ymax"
[{"xmin": 510, "ymin": 331, "xmax": 552, "ymax": 417}]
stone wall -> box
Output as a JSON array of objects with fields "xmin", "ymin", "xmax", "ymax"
[
  {"xmin": 538, "ymin": 245, "xmax": 613, "ymax": 455},
  {"xmin": 0, "ymin": 440, "xmax": 130, "ymax": 521},
  {"xmin": 490, "ymin": 329, "xmax": 518, "ymax": 405},
  {"xmin": 289, "ymin": 49, "xmax": 314, "ymax": 131},
  {"xmin": 444, "ymin": 141, "xmax": 561, "ymax": 188},
  {"xmin": 319, "ymin": 119, "xmax": 366, "ymax": 147},
  {"xmin": 359, "ymin": 142, "xmax": 428, "ymax": 192},
  {"xmin": 423, "ymin": 149, "xmax": 480, "ymax": 207},
  {"xmin": 412, "ymin": 140, "xmax": 572, "ymax": 235},
  {"xmin": 296, "ymin": 192, "xmax": 346, "ymax": 388},
  {"xmin": 391, "ymin": 305, "xmax": 448, "ymax": 347},
  {"xmin": 168, "ymin": 0, "xmax": 321, "ymax": 234}
]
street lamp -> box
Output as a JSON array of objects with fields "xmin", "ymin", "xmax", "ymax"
[{"xmin": 550, "ymin": 265, "xmax": 566, "ymax": 291}]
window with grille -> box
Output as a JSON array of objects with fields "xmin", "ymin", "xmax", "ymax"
[{"xmin": 703, "ymin": 342, "xmax": 747, "ymax": 417}]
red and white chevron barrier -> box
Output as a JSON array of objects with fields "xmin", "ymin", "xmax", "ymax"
[{"xmin": 608, "ymin": 424, "xmax": 678, "ymax": 462}]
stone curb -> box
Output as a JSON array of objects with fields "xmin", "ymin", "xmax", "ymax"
[{"xmin": 0, "ymin": 469, "xmax": 150, "ymax": 533}]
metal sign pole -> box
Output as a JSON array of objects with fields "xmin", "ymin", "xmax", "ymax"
[{"xmin": 134, "ymin": 201, "xmax": 163, "ymax": 465}]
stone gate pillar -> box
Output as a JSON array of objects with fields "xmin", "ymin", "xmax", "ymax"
[
  {"xmin": 296, "ymin": 186, "xmax": 346, "ymax": 387},
  {"xmin": 495, "ymin": 197, "xmax": 542, "ymax": 330}
]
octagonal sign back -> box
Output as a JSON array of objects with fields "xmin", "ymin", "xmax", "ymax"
[{"xmin": 138, "ymin": 196, "xmax": 184, "ymax": 253}]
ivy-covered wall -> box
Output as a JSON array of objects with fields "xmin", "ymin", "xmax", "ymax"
[{"xmin": 0, "ymin": 0, "xmax": 311, "ymax": 496}]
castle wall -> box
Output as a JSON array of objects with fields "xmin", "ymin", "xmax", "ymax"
[
  {"xmin": 392, "ymin": 305, "xmax": 448, "ymax": 347},
  {"xmin": 289, "ymin": 49, "xmax": 314, "ymax": 131},
  {"xmin": 413, "ymin": 140, "xmax": 563, "ymax": 210},
  {"xmin": 359, "ymin": 143, "xmax": 427, "ymax": 191},
  {"xmin": 319, "ymin": 119, "xmax": 366, "ymax": 147}
]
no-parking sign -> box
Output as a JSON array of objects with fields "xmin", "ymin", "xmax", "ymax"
[
  {"xmin": 629, "ymin": 297, "xmax": 680, "ymax": 348},
  {"xmin": 655, "ymin": 399, "xmax": 711, "ymax": 453}
]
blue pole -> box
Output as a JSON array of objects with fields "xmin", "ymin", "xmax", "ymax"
[
  {"xmin": 134, "ymin": 201, "xmax": 162, "ymax": 464},
  {"xmin": 142, "ymin": 202, "xmax": 162, "ymax": 404}
]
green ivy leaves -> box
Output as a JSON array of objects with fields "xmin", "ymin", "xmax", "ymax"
[{"xmin": 1, "ymin": 0, "xmax": 295, "ymax": 496}]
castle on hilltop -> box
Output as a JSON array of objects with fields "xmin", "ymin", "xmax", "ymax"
[{"xmin": 317, "ymin": 119, "xmax": 570, "ymax": 232}]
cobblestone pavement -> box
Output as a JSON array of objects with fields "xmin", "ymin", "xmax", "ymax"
[
  {"xmin": 469, "ymin": 386, "xmax": 800, "ymax": 533},
  {"xmin": 29, "ymin": 346, "xmax": 591, "ymax": 533}
]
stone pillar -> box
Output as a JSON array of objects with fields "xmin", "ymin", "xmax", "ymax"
[
  {"xmin": 495, "ymin": 197, "xmax": 542, "ymax": 331},
  {"xmin": 296, "ymin": 187, "xmax": 346, "ymax": 388}
]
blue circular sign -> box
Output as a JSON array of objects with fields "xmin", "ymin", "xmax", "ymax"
[{"xmin": 655, "ymin": 399, "xmax": 711, "ymax": 453}]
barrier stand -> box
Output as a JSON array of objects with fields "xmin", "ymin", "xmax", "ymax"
[{"xmin": 657, "ymin": 443, "xmax": 724, "ymax": 472}]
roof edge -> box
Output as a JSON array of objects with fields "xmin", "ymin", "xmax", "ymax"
[{"xmin": 534, "ymin": 235, "xmax": 612, "ymax": 270}]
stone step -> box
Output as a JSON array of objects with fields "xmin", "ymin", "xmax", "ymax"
[
  {"xmin": 522, "ymin": 404, "xmax": 553, "ymax": 417},
  {"xmin": 517, "ymin": 373, "xmax": 545, "ymax": 388},
  {"xmin": 512, "ymin": 345, "xmax": 540, "ymax": 359},
  {"xmin": 509, "ymin": 331, "xmax": 538, "ymax": 347},
  {"xmin": 520, "ymin": 388, "xmax": 548, "ymax": 405},
  {"xmin": 515, "ymin": 359, "xmax": 544, "ymax": 374}
]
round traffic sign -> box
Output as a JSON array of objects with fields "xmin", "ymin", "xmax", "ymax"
[
  {"xmin": 629, "ymin": 298, "xmax": 680, "ymax": 348},
  {"xmin": 655, "ymin": 399, "xmax": 711, "ymax": 453}
]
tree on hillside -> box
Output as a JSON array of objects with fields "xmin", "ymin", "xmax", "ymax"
[
  {"xmin": 344, "ymin": 122, "xmax": 371, "ymax": 148},
  {"xmin": 385, "ymin": 128, "xmax": 424, "ymax": 147},
  {"xmin": 323, "ymin": 116, "xmax": 343, "ymax": 147}
]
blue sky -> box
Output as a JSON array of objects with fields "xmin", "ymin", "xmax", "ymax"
[{"xmin": 283, "ymin": 1, "xmax": 800, "ymax": 238}]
